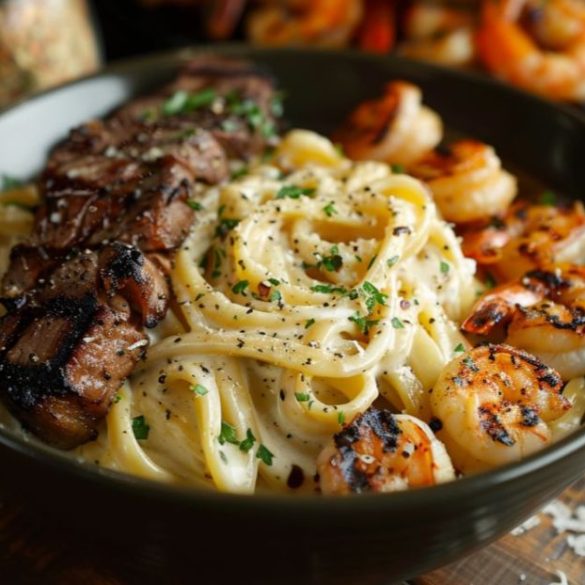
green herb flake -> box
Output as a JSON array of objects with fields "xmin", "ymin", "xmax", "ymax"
[
  {"xmin": 162, "ymin": 90, "xmax": 189, "ymax": 116},
  {"xmin": 256, "ymin": 444, "xmax": 274, "ymax": 466},
  {"xmin": 231, "ymin": 166, "xmax": 249, "ymax": 180},
  {"xmin": 310, "ymin": 284, "xmax": 348, "ymax": 295},
  {"xmin": 215, "ymin": 217, "xmax": 240, "ymax": 239},
  {"xmin": 218, "ymin": 421, "xmax": 240, "ymax": 446},
  {"xmin": 386, "ymin": 255, "xmax": 399, "ymax": 268},
  {"xmin": 440, "ymin": 261, "xmax": 450, "ymax": 275},
  {"xmin": 323, "ymin": 202, "xmax": 337, "ymax": 217},
  {"xmin": 391, "ymin": 164, "xmax": 405, "ymax": 174},
  {"xmin": 276, "ymin": 185, "xmax": 316, "ymax": 200},
  {"xmin": 232, "ymin": 280, "xmax": 249, "ymax": 294},
  {"xmin": 163, "ymin": 88, "xmax": 217, "ymax": 116},
  {"xmin": 1, "ymin": 175, "xmax": 24, "ymax": 192},
  {"xmin": 192, "ymin": 384, "xmax": 208, "ymax": 396},
  {"xmin": 318, "ymin": 246, "xmax": 343, "ymax": 272},
  {"xmin": 362, "ymin": 281, "xmax": 388, "ymax": 313},
  {"xmin": 113, "ymin": 393, "xmax": 123, "ymax": 404},
  {"xmin": 295, "ymin": 392, "xmax": 310, "ymax": 402},
  {"xmin": 338, "ymin": 411, "xmax": 346, "ymax": 425},
  {"xmin": 349, "ymin": 312, "xmax": 379, "ymax": 335},
  {"xmin": 304, "ymin": 318, "xmax": 315, "ymax": 329},
  {"xmin": 268, "ymin": 278, "xmax": 280, "ymax": 286},
  {"xmin": 239, "ymin": 429, "xmax": 256, "ymax": 453},
  {"xmin": 270, "ymin": 289, "xmax": 282, "ymax": 302},
  {"xmin": 227, "ymin": 93, "xmax": 276, "ymax": 138},
  {"xmin": 539, "ymin": 190, "xmax": 557, "ymax": 206},
  {"xmin": 221, "ymin": 119, "xmax": 239, "ymax": 133},
  {"xmin": 187, "ymin": 200, "xmax": 204, "ymax": 211},
  {"xmin": 453, "ymin": 343, "xmax": 465, "ymax": 354},
  {"xmin": 132, "ymin": 415, "xmax": 150, "ymax": 440},
  {"xmin": 391, "ymin": 317, "xmax": 405, "ymax": 329}
]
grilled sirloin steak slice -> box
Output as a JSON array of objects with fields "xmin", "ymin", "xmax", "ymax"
[
  {"xmin": 0, "ymin": 56, "xmax": 280, "ymax": 448},
  {"xmin": 0, "ymin": 249, "xmax": 147, "ymax": 448},
  {"xmin": 38, "ymin": 124, "xmax": 228, "ymax": 251},
  {"xmin": 114, "ymin": 56, "xmax": 280, "ymax": 159}
]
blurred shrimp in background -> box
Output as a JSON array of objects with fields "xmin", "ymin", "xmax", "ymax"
[{"xmin": 96, "ymin": 0, "xmax": 585, "ymax": 102}]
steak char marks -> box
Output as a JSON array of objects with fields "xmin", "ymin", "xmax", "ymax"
[{"xmin": 0, "ymin": 57, "xmax": 279, "ymax": 448}]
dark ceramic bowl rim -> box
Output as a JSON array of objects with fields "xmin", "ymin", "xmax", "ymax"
[{"xmin": 2, "ymin": 44, "xmax": 585, "ymax": 514}]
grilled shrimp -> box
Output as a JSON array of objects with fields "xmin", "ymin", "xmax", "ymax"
[
  {"xmin": 333, "ymin": 81, "xmax": 443, "ymax": 166},
  {"xmin": 317, "ymin": 408, "xmax": 455, "ymax": 495},
  {"xmin": 247, "ymin": 0, "xmax": 363, "ymax": 48},
  {"xmin": 409, "ymin": 141, "xmax": 517, "ymax": 224},
  {"xmin": 477, "ymin": 0, "xmax": 585, "ymax": 101},
  {"xmin": 430, "ymin": 345, "xmax": 570, "ymax": 472},
  {"xmin": 400, "ymin": 2, "xmax": 476, "ymax": 67},
  {"xmin": 461, "ymin": 201, "xmax": 585, "ymax": 281},
  {"xmin": 463, "ymin": 266, "xmax": 585, "ymax": 379}
]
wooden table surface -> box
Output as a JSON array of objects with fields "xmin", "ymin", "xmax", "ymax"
[{"xmin": 1, "ymin": 478, "xmax": 583, "ymax": 585}]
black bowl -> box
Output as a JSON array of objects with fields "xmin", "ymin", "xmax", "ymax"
[{"xmin": 1, "ymin": 46, "xmax": 585, "ymax": 585}]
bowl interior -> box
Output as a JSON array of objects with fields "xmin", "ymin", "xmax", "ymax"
[{"xmin": 1, "ymin": 45, "xmax": 585, "ymax": 510}]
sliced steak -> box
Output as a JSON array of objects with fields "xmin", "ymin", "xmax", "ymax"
[
  {"xmin": 114, "ymin": 55, "xmax": 280, "ymax": 159},
  {"xmin": 0, "ymin": 249, "xmax": 147, "ymax": 448},
  {"xmin": 0, "ymin": 56, "xmax": 281, "ymax": 448}
]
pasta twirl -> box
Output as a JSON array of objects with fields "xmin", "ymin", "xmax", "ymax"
[{"xmin": 73, "ymin": 129, "xmax": 475, "ymax": 493}]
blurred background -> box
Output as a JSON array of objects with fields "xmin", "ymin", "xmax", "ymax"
[{"xmin": 0, "ymin": 0, "xmax": 584, "ymax": 108}]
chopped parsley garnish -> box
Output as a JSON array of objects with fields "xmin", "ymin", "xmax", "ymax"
[
  {"xmin": 391, "ymin": 164, "xmax": 405, "ymax": 174},
  {"xmin": 276, "ymin": 185, "xmax": 316, "ymax": 200},
  {"xmin": 338, "ymin": 411, "xmax": 346, "ymax": 425},
  {"xmin": 318, "ymin": 245, "xmax": 343, "ymax": 272},
  {"xmin": 231, "ymin": 166, "xmax": 249, "ymax": 180},
  {"xmin": 349, "ymin": 312, "xmax": 379, "ymax": 334},
  {"xmin": 367, "ymin": 255, "xmax": 378, "ymax": 269},
  {"xmin": 256, "ymin": 444, "xmax": 274, "ymax": 466},
  {"xmin": 215, "ymin": 217, "xmax": 240, "ymax": 238},
  {"xmin": 113, "ymin": 393, "xmax": 123, "ymax": 404},
  {"xmin": 218, "ymin": 421, "xmax": 240, "ymax": 446},
  {"xmin": 226, "ymin": 92, "xmax": 276, "ymax": 137},
  {"xmin": 440, "ymin": 261, "xmax": 450, "ymax": 274},
  {"xmin": 310, "ymin": 284, "xmax": 348, "ymax": 295},
  {"xmin": 539, "ymin": 190, "xmax": 557, "ymax": 206},
  {"xmin": 387, "ymin": 255, "xmax": 400, "ymax": 268},
  {"xmin": 323, "ymin": 202, "xmax": 337, "ymax": 217},
  {"xmin": 268, "ymin": 278, "xmax": 280, "ymax": 286},
  {"xmin": 304, "ymin": 318, "xmax": 315, "ymax": 329},
  {"xmin": 186, "ymin": 200, "xmax": 204, "ymax": 211},
  {"xmin": 132, "ymin": 415, "xmax": 150, "ymax": 440},
  {"xmin": 162, "ymin": 88, "xmax": 217, "ymax": 116},
  {"xmin": 453, "ymin": 343, "xmax": 465, "ymax": 354},
  {"xmin": 270, "ymin": 289, "xmax": 282, "ymax": 302},
  {"xmin": 232, "ymin": 280, "xmax": 249, "ymax": 294},
  {"xmin": 295, "ymin": 392, "xmax": 310, "ymax": 402},
  {"xmin": 221, "ymin": 119, "xmax": 239, "ymax": 133},
  {"xmin": 362, "ymin": 281, "xmax": 388, "ymax": 313},
  {"xmin": 391, "ymin": 317, "xmax": 405, "ymax": 329},
  {"xmin": 239, "ymin": 429, "xmax": 256, "ymax": 453},
  {"xmin": 0, "ymin": 174, "xmax": 23, "ymax": 191},
  {"xmin": 192, "ymin": 384, "xmax": 209, "ymax": 396}
]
